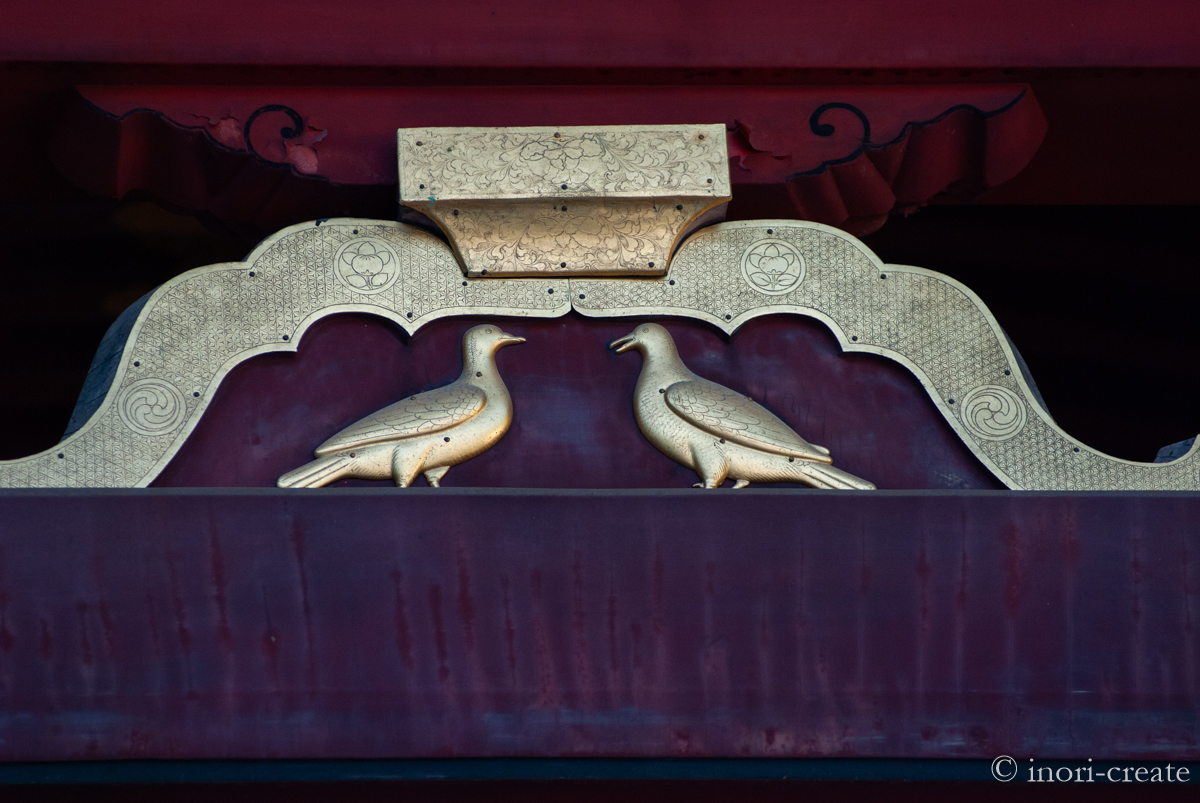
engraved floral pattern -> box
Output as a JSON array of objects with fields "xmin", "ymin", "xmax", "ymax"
[
  {"xmin": 741, "ymin": 240, "xmax": 806, "ymax": 294},
  {"xmin": 335, "ymin": 238, "xmax": 400, "ymax": 294},
  {"xmin": 518, "ymin": 137, "xmax": 605, "ymax": 185},
  {"xmin": 400, "ymin": 126, "xmax": 730, "ymax": 200},
  {"xmin": 436, "ymin": 200, "xmax": 710, "ymax": 276}
]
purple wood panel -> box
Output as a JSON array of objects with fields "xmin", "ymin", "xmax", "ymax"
[
  {"xmin": 0, "ymin": 489, "xmax": 1195, "ymax": 761},
  {"xmin": 154, "ymin": 314, "xmax": 1002, "ymax": 490}
]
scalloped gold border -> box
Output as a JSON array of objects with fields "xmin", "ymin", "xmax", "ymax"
[{"xmin": 3, "ymin": 217, "xmax": 1194, "ymax": 490}]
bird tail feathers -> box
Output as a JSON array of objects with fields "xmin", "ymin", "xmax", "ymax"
[
  {"xmin": 794, "ymin": 461, "xmax": 877, "ymax": 490},
  {"xmin": 277, "ymin": 453, "xmax": 354, "ymax": 489}
]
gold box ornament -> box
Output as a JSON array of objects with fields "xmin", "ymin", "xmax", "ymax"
[{"xmin": 397, "ymin": 125, "xmax": 732, "ymax": 278}]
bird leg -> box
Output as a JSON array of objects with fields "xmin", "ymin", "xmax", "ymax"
[
  {"xmin": 423, "ymin": 465, "xmax": 450, "ymax": 488},
  {"xmin": 690, "ymin": 442, "xmax": 729, "ymax": 489},
  {"xmin": 390, "ymin": 446, "xmax": 430, "ymax": 488}
]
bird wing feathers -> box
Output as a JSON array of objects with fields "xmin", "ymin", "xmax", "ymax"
[
  {"xmin": 794, "ymin": 461, "xmax": 876, "ymax": 490},
  {"xmin": 315, "ymin": 382, "xmax": 486, "ymax": 456},
  {"xmin": 665, "ymin": 378, "xmax": 830, "ymax": 462}
]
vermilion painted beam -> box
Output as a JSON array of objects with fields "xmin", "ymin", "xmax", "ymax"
[{"xmin": 2, "ymin": 1, "xmax": 1199, "ymax": 68}]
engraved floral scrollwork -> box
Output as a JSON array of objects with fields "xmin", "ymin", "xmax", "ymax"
[
  {"xmin": 400, "ymin": 126, "xmax": 731, "ymax": 199},
  {"xmin": 519, "ymin": 137, "xmax": 605, "ymax": 185},
  {"xmin": 434, "ymin": 199, "xmax": 712, "ymax": 276},
  {"xmin": 118, "ymin": 379, "xmax": 187, "ymax": 437},
  {"xmin": 399, "ymin": 126, "xmax": 731, "ymax": 277},
  {"xmin": 958, "ymin": 386, "xmax": 1028, "ymax": 441},
  {"xmin": 741, "ymin": 239, "xmax": 806, "ymax": 295}
]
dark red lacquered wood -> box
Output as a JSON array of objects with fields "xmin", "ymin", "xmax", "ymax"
[
  {"xmin": 0, "ymin": 488, "xmax": 1194, "ymax": 761},
  {"xmin": 4, "ymin": 1, "xmax": 1198, "ymax": 68},
  {"xmin": 51, "ymin": 84, "xmax": 1045, "ymax": 236}
]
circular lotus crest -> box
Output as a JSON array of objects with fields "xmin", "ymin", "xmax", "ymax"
[
  {"xmin": 740, "ymin": 239, "xmax": 806, "ymax": 295},
  {"xmin": 334, "ymin": 237, "xmax": 400, "ymax": 295}
]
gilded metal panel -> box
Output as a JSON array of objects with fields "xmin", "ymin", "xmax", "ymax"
[
  {"xmin": 571, "ymin": 220, "xmax": 1200, "ymax": 491},
  {"xmin": 4, "ymin": 216, "xmax": 1199, "ymax": 491},
  {"xmin": 397, "ymin": 125, "xmax": 731, "ymax": 277},
  {"xmin": 0, "ymin": 220, "xmax": 569, "ymax": 489}
]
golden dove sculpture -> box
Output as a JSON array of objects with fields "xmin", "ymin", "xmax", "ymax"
[
  {"xmin": 278, "ymin": 325, "xmax": 525, "ymax": 488},
  {"xmin": 610, "ymin": 323, "xmax": 876, "ymax": 490}
]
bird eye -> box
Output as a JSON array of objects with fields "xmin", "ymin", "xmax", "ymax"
[
  {"xmin": 641, "ymin": 328, "xmax": 649, "ymax": 333},
  {"xmin": 485, "ymin": 328, "xmax": 493, "ymax": 334}
]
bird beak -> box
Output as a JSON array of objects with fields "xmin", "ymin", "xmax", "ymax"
[
  {"xmin": 498, "ymin": 332, "xmax": 526, "ymax": 346},
  {"xmin": 609, "ymin": 332, "xmax": 637, "ymax": 353}
]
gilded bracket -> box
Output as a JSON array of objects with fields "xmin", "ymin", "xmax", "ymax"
[{"xmin": 397, "ymin": 125, "xmax": 732, "ymax": 278}]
